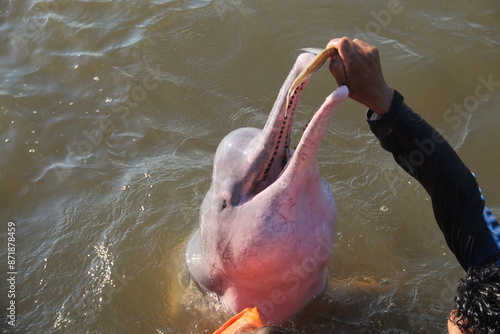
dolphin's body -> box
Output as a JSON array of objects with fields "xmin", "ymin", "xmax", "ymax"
[{"xmin": 185, "ymin": 52, "xmax": 348, "ymax": 322}]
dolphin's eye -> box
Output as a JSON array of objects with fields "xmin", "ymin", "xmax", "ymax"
[{"xmin": 221, "ymin": 199, "xmax": 228, "ymax": 210}]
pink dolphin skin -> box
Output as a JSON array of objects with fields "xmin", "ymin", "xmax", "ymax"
[{"xmin": 185, "ymin": 52, "xmax": 349, "ymax": 322}]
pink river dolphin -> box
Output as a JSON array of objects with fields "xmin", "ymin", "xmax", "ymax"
[{"xmin": 185, "ymin": 51, "xmax": 349, "ymax": 322}]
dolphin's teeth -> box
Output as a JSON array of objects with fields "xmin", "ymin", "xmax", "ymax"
[{"xmin": 281, "ymin": 153, "xmax": 288, "ymax": 169}]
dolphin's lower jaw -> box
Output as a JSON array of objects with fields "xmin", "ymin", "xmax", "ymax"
[
  {"xmin": 221, "ymin": 267, "xmax": 329, "ymax": 322},
  {"xmin": 186, "ymin": 52, "xmax": 348, "ymax": 323},
  {"xmin": 213, "ymin": 181, "xmax": 337, "ymax": 322}
]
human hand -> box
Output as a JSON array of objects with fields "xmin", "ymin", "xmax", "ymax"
[{"xmin": 327, "ymin": 37, "xmax": 394, "ymax": 115}]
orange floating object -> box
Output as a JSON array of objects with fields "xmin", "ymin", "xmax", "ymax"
[{"xmin": 213, "ymin": 307, "xmax": 265, "ymax": 334}]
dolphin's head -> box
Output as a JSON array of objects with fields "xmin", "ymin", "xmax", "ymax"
[{"xmin": 201, "ymin": 52, "xmax": 313, "ymax": 211}]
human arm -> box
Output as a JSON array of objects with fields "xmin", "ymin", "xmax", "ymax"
[
  {"xmin": 327, "ymin": 37, "xmax": 500, "ymax": 270},
  {"xmin": 367, "ymin": 90, "xmax": 500, "ymax": 269}
]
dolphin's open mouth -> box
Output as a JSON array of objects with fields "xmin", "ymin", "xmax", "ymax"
[
  {"xmin": 246, "ymin": 50, "xmax": 348, "ymax": 199},
  {"xmin": 249, "ymin": 52, "xmax": 323, "ymax": 193}
]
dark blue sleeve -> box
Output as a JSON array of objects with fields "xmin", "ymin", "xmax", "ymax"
[{"xmin": 366, "ymin": 90, "xmax": 500, "ymax": 270}]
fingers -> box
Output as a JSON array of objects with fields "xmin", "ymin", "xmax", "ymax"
[
  {"xmin": 328, "ymin": 37, "xmax": 372, "ymax": 62},
  {"xmin": 327, "ymin": 37, "xmax": 352, "ymax": 86},
  {"xmin": 328, "ymin": 54, "xmax": 345, "ymax": 86},
  {"xmin": 352, "ymin": 38, "xmax": 370, "ymax": 48},
  {"xmin": 324, "ymin": 37, "xmax": 393, "ymax": 114},
  {"xmin": 329, "ymin": 37, "xmax": 354, "ymax": 61},
  {"xmin": 325, "ymin": 37, "xmax": 343, "ymax": 49}
]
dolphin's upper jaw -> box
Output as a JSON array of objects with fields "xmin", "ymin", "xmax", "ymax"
[{"xmin": 247, "ymin": 52, "xmax": 317, "ymax": 197}]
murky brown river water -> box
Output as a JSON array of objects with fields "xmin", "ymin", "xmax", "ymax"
[{"xmin": 0, "ymin": 0, "xmax": 499, "ymax": 333}]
